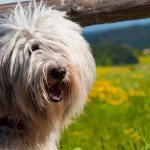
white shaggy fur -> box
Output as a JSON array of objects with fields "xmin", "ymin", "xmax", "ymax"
[{"xmin": 0, "ymin": 1, "xmax": 96, "ymax": 150}]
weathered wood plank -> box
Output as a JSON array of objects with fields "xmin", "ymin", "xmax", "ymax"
[{"xmin": 0, "ymin": 0, "xmax": 150, "ymax": 26}]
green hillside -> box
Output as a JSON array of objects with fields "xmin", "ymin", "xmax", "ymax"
[
  {"xmin": 92, "ymin": 43, "xmax": 139, "ymax": 66},
  {"xmin": 84, "ymin": 25, "xmax": 150, "ymax": 50}
]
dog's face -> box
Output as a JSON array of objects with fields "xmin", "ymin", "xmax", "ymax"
[{"xmin": 0, "ymin": 3, "xmax": 96, "ymax": 149}]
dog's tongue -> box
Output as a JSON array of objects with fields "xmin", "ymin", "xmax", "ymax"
[
  {"xmin": 49, "ymin": 83, "xmax": 62, "ymax": 102},
  {"xmin": 51, "ymin": 84, "xmax": 61, "ymax": 96}
]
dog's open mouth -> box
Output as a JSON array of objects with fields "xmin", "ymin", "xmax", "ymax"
[
  {"xmin": 0, "ymin": 117, "xmax": 24, "ymax": 130},
  {"xmin": 47, "ymin": 83, "xmax": 63, "ymax": 102}
]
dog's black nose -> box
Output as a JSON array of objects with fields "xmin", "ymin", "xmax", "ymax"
[{"xmin": 50, "ymin": 67, "xmax": 66, "ymax": 80}]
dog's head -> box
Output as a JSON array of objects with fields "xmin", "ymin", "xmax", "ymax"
[{"xmin": 0, "ymin": 2, "xmax": 96, "ymax": 149}]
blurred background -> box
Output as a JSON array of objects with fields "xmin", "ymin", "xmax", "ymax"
[{"xmin": 61, "ymin": 19, "xmax": 150, "ymax": 150}]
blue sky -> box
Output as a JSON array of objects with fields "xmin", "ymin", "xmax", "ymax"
[
  {"xmin": 0, "ymin": 0, "xmax": 29, "ymax": 4},
  {"xmin": 83, "ymin": 18, "xmax": 150, "ymax": 33}
]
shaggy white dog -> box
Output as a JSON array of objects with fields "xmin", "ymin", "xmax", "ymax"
[{"xmin": 0, "ymin": 1, "xmax": 96, "ymax": 150}]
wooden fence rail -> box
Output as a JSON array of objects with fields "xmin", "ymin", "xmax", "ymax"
[{"xmin": 0, "ymin": 0, "xmax": 150, "ymax": 26}]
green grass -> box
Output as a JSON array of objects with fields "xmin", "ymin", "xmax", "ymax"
[
  {"xmin": 139, "ymin": 55, "xmax": 150, "ymax": 64},
  {"xmin": 60, "ymin": 58, "xmax": 150, "ymax": 150}
]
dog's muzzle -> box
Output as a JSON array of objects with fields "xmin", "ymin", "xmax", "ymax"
[
  {"xmin": 47, "ymin": 67, "xmax": 67, "ymax": 102},
  {"xmin": 50, "ymin": 67, "xmax": 66, "ymax": 80}
]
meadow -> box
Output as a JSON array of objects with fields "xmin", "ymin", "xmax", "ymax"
[{"xmin": 60, "ymin": 56, "xmax": 150, "ymax": 150}]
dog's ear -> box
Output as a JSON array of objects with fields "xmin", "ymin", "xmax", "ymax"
[
  {"xmin": 0, "ymin": 27, "xmax": 12, "ymax": 37},
  {"xmin": 0, "ymin": 27, "xmax": 14, "ymax": 49}
]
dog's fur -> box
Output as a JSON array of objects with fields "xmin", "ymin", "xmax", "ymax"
[{"xmin": 0, "ymin": 1, "xmax": 96, "ymax": 150}]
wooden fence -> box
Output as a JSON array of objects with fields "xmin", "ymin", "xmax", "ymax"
[{"xmin": 0, "ymin": 0, "xmax": 150, "ymax": 26}]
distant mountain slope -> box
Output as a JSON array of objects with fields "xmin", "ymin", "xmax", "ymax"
[{"xmin": 83, "ymin": 25, "xmax": 150, "ymax": 50}]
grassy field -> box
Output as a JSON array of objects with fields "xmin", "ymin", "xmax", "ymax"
[{"xmin": 60, "ymin": 57, "xmax": 150, "ymax": 150}]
